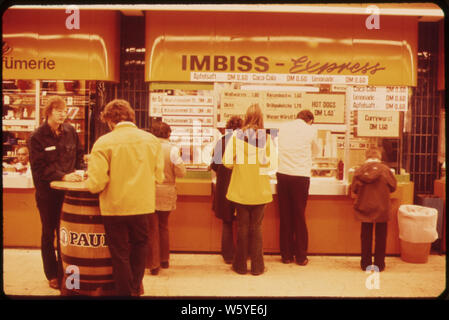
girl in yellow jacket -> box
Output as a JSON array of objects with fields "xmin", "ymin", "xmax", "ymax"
[{"xmin": 223, "ymin": 105, "xmax": 277, "ymax": 275}]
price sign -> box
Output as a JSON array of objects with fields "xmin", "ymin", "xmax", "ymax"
[
  {"xmin": 357, "ymin": 110, "xmax": 399, "ymax": 137},
  {"xmin": 350, "ymin": 86, "xmax": 408, "ymax": 111},
  {"xmin": 303, "ymin": 93, "xmax": 345, "ymax": 123}
]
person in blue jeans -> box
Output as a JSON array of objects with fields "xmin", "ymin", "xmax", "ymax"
[
  {"xmin": 223, "ymin": 105, "xmax": 277, "ymax": 275},
  {"xmin": 210, "ymin": 116, "xmax": 243, "ymax": 264}
]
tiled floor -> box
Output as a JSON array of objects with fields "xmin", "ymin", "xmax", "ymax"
[{"xmin": 2, "ymin": 248, "xmax": 446, "ymax": 298}]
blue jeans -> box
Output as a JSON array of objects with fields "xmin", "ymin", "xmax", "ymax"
[{"xmin": 232, "ymin": 203, "xmax": 265, "ymax": 274}]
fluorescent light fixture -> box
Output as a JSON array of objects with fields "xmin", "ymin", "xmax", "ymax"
[{"xmin": 9, "ymin": 4, "xmax": 445, "ymax": 19}]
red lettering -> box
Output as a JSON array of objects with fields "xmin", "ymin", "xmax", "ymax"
[
  {"xmin": 289, "ymin": 56, "xmax": 386, "ymax": 75},
  {"xmin": 237, "ymin": 56, "xmax": 251, "ymax": 72}
]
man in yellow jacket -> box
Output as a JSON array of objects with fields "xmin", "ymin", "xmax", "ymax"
[{"xmin": 86, "ymin": 99, "xmax": 164, "ymax": 296}]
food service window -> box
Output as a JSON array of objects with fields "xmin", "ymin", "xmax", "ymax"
[
  {"xmin": 148, "ymin": 82, "xmax": 410, "ymax": 190},
  {"xmin": 149, "ymin": 83, "xmax": 217, "ymax": 170},
  {"xmin": 347, "ymin": 86, "xmax": 410, "ymax": 183}
]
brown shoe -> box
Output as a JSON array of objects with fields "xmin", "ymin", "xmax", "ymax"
[
  {"xmin": 231, "ymin": 265, "xmax": 247, "ymax": 275},
  {"xmin": 49, "ymin": 278, "xmax": 60, "ymax": 289},
  {"xmin": 150, "ymin": 267, "xmax": 160, "ymax": 275},
  {"xmin": 251, "ymin": 268, "xmax": 267, "ymax": 276},
  {"xmin": 296, "ymin": 258, "xmax": 309, "ymax": 266},
  {"xmin": 131, "ymin": 283, "xmax": 144, "ymax": 297}
]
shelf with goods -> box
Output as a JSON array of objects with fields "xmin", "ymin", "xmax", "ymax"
[
  {"xmin": 2, "ymin": 82, "xmax": 39, "ymax": 130},
  {"xmin": 312, "ymin": 157, "xmax": 338, "ymax": 178},
  {"xmin": 2, "ymin": 80, "xmax": 92, "ymax": 165},
  {"xmin": 2, "ymin": 80, "xmax": 40, "ymax": 161}
]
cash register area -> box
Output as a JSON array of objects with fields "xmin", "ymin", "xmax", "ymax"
[{"xmin": 3, "ymin": 248, "xmax": 445, "ymax": 298}]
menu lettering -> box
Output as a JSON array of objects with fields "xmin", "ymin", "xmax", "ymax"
[
  {"xmin": 350, "ymin": 86, "xmax": 408, "ymax": 111},
  {"xmin": 357, "ymin": 110, "xmax": 399, "ymax": 137},
  {"xmin": 220, "ymin": 90, "xmax": 344, "ymax": 125}
]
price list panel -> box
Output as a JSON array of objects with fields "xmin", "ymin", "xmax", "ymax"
[{"xmin": 220, "ymin": 89, "xmax": 345, "ymax": 125}]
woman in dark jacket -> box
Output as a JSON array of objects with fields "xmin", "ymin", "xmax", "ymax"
[
  {"xmin": 210, "ymin": 116, "xmax": 243, "ymax": 264},
  {"xmin": 351, "ymin": 146, "xmax": 397, "ymax": 272}
]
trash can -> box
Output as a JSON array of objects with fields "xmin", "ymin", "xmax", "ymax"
[
  {"xmin": 416, "ymin": 194, "xmax": 444, "ymax": 253},
  {"xmin": 398, "ymin": 204, "xmax": 439, "ymax": 263}
]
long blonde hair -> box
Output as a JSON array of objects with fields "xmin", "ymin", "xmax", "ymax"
[{"xmin": 242, "ymin": 104, "xmax": 264, "ymax": 132}]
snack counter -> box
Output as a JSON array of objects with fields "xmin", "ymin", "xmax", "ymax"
[
  {"xmin": 3, "ymin": 170, "xmax": 413, "ymax": 254},
  {"xmin": 168, "ymin": 173, "xmax": 412, "ymax": 254}
]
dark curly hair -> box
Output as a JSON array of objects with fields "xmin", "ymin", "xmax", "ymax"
[
  {"xmin": 297, "ymin": 109, "xmax": 314, "ymax": 123},
  {"xmin": 101, "ymin": 99, "xmax": 135, "ymax": 124},
  {"xmin": 151, "ymin": 121, "xmax": 171, "ymax": 139}
]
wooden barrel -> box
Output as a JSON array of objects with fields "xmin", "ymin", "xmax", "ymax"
[{"xmin": 56, "ymin": 185, "xmax": 115, "ymax": 296}]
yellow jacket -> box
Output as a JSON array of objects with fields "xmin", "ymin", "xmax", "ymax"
[
  {"xmin": 86, "ymin": 122, "xmax": 165, "ymax": 216},
  {"xmin": 223, "ymin": 130, "xmax": 277, "ymax": 205}
]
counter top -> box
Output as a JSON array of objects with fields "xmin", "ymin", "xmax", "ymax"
[
  {"xmin": 50, "ymin": 180, "xmax": 89, "ymax": 191},
  {"xmin": 2, "ymin": 173, "xmax": 34, "ymax": 189},
  {"xmin": 211, "ymin": 176, "xmax": 349, "ymax": 196},
  {"xmin": 48, "ymin": 179, "xmax": 212, "ymax": 195}
]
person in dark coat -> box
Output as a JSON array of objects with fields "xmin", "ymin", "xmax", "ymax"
[
  {"xmin": 29, "ymin": 96, "xmax": 84, "ymax": 290},
  {"xmin": 351, "ymin": 146, "xmax": 397, "ymax": 272},
  {"xmin": 210, "ymin": 116, "xmax": 243, "ymax": 264}
]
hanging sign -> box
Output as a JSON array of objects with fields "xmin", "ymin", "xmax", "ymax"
[
  {"xmin": 350, "ymin": 86, "xmax": 408, "ymax": 111},
  {"xmin": 303, "ymin": 93, "xmax": 345, "ymax": 124},
  {"xmin": 146, "ymin": 12, "xmax": 417, "ymax": 86},
  {"xmin": 357, "ymin": 110, "xmax": 400, "ymax": 137},
  {"xmin": 3, "ymin": 9, "xmax": 120, "ymax": 81},
  {"xmin": 162, "ymin": 95, "xmax": 214, "ymax": 105},
  {"xmin": 191, "ymin": 72, "xmax": 368, "ymax": 85},
  {"xmin": 220, "ymin": 90, "xmax": 345, "ymax": 124}
]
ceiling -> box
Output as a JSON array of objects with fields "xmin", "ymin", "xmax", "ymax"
[{"xmin": 11, "ymin": 3, "xmax": 445, "ymax": 21}]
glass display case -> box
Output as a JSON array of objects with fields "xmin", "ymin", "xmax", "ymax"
[
  {"xmin": 2, "ymin": 79, "xmax": 91, "ymax": 187},
  {"xmin": 2, "ymin": 79, "xmax": 39, "ymax": 161}
]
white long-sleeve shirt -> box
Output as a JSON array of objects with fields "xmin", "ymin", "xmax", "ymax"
[{"xmin": 277, "ymin": 119, "xmax": 319, "ymax": 177}]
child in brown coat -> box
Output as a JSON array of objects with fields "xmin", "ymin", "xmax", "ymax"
[{"xmin": 351, "ymin": 147, "xmax": 397, "ymax": 272}]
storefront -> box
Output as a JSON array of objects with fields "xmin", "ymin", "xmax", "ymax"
[
  {"xmin": 2, "ymin": 8, "xmax": 120, "ymax": 246},
  {"xmin": 2, "ymin": 5, "xmax": 444, "ymax": 255},
  {"xmin": 145, "ymin": 10, "xmax": 418, "ymax": 254}
]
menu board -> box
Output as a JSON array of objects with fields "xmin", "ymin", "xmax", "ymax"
[
  {"xmin": 357, "ymin": 110, "xmax": 400, "ymax": 137},
  {"xmin": 349, "ymin": 86, "xmax": 408, "ymax": 111},
  {"xmin": 149, "ymin": 93, "xmax": 215, "ymax": 143},
  {"xmin": 149, "ymin": 93, "xmax": 164, "ymax": 117},
  {"xmin": 220, "ymin": 90, "xmax": 345, "ymax": 125}
]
